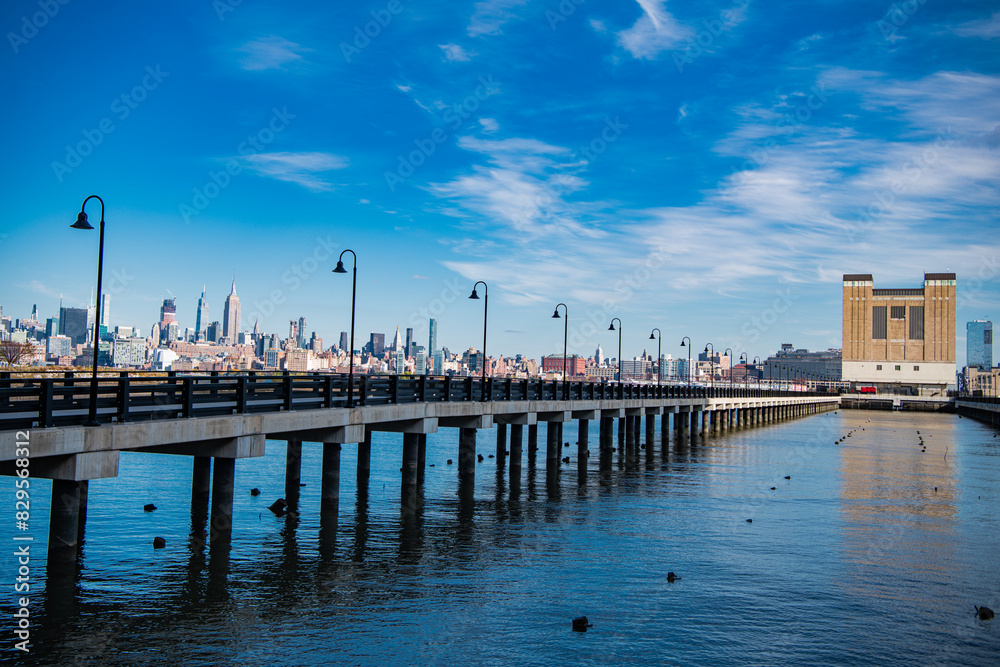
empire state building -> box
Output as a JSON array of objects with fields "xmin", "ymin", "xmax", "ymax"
[{"xmin": 223, "ymin": 276, "xmax": 241, "ymax": 344}]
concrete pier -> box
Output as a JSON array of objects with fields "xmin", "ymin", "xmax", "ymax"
[
  {"xmin": 357, "ymin": 429, "xmax": 371, "ymax": 484},
  {"xmin": 321, "ymin": 443, "xmax": 341, "ymax": 513},
  {"xmin": 528, "ymin": 424, "xmax": 538, "ymax": 453},
  {"xmin": 191, "ymin": 456, "xmax": 211, "ymax": 517},
  {"xmin": 578, "ymin": 419, "xmax": 589, "ymax": 461},
  {"xmin": 285, "ymin": 439, "xmax": 302, "ymax": 508},
  {"xmin": 47, "ymin": 479, "xmax": 84, "ymax": 567},
  {"xmin": 210, "ymin": 457, "xmax": 235, "ymax": 538},
  {"xmin": 546, "ymin": 421, "xmax": 561, "ymax": 466},
  {"xmin": 402, "ymin": 433, "xmax": 419, "ymax": 507},
  {"xmin": 459, "ymin": 427, "xmax": 477, "ymax": 480},
  {"xmin": 510, "ymin": 424, "xmax": 523, "ymax": 473},
  {"xmin": 496, "ymin": 423, "xmax": 507, "ymax": 460}
]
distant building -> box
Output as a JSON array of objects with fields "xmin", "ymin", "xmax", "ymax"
[
  {"xmin": 195, "ymin": 288, "xmax": 208, "ymax": 342},
  {"xmin": 339, "ymin": 331, "xmax": 349, "ymax": 352},
  {"xmin": 222, "ymin": 276, "xmax": 240, "ymax": 343},
  {"xmin": 967, "ymin": 320, "xmax": 993, "ymax": 371},
  {"xmin": 541, "ymin": 354, "xmax": 586, "ymax": 376},
  {"xmin": 842, "ymin": 272, "xmax": 956, "ymax": 394},
  {"xmin": 112, "ymin": 337, "xmax": 147, "ymax": 368},
  {"xmin": 47, "ymin": 335, "xmax": 72, "ymax": 359},
  {"xmin": 369, "ymin": 332, "xmax": 385, "ymax": 358},
  {"xmin": 206, "ymin": 321, "xmax": 221, "ymax": 343},
  {"xmin": 428, "ymin": 318, "xmax": 438, "ymax": 357},
  {"xmin": 764, "ymin": 344, "xmax": 842, "ymax": 382},
  {"xmin": 298, "ymin": 316, "xmax": 307, "ymax": 349},
  {"xmin": 59, "ymin": 307, "xmax": 89, "ymax": 346},
  {"xmin": 100, "ymin": 293, "xmax": 111, "ymax": 327},
  {"xmin": 405, "ymin": 327, "xmax": 414, "ymax": 359}
]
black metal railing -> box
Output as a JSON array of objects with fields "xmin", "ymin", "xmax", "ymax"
[{"xmin": 0, "ymin": 371, "xmax": 830, "ymax": 430}]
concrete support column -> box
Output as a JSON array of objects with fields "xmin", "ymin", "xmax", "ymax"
[
  {"xmin": 600, "ymin": 417, "xmax": 614, "ymax": 451},
  {"xmin": 701, "ymin": 410, "xmax": 709, "ymax": 434},
  {"xmin": 528, "ymin": 424, "xmax": 538, "ymax": 453},
  {"xmin": 662, "ymin": 412, "xmax": 671, "ymax": 447},
  {"xmin": 618, "ymin": 417, "xmax": 626, "ymax": 450},
  {"xmin": 496, "ymin": 423, "xmax": 507, "ymax": 461},
  {"xmin": 192, "ymin": 456, "xmax": 212, "ymax": 512},
  {"xmin": 690, "ymin": 410, "xmax": 699, "ymax": 433},
  {"xmin": 321, "ymin": 443, "xmax": 341, "ymax": 513},
  {"xmin": 47, "ymin": 479, "xmax": 84, "ymax": 566},
  {"xmin": 402, "ymin": 433, "xmax": 420, "ymax": 498},
  {"xmin": 578, "ymin": 419, "xmax": 589, "ymax": 462},
  {"xmin": 510, "ymin": 424, "xmax": 524, "ymax": 473},
  {"xmin": 210, "ymin": 457, "xmax": 236, "ymax": 537},
  {"xmin": 357, "ymin": 429, "xmax": 371, "ymax": 485},
  {"xmin": 285, "ymin": 439, "xmax": 302, "ymax": 507},
  {"xmin": 546, "ymin": 422, "xmax": 561, "ymax": 467},
  {"xmin": 459, "ymin": 427, "xmax": 477, "ymax": 480},
  {"xmin": 645, "ymin": 414, "xmax": 656, "ymax": 451}
]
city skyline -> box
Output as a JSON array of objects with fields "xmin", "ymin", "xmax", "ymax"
[{"xmin": 2, "ymin": 1, "xmax": 998, "ymax": 364}]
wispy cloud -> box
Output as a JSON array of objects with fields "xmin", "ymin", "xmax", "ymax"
[
  {"xmin": 439, "ymin": 43, "xmax": 474, "ymax": 61},
  {"xmin": 479, "ymin": 117, "xmax": 500, "ymax": 134},
  {"xmin": 238, "ymin": 152, "xmax": 349, "ymax": 191},
  {"xmin": 238, "ymin": 36, "xmax": 308, "ymax": 71},
  {"xmin": 617, "ymin": 0, "xmax": 691, "ymax": 59},
  {"xmin": 468, "ymin": 0, "xmax": 528, "ymax": 37},
  {"xmin": 952, "ymin": 11, "xmax": 1000, "ymax": 39}
]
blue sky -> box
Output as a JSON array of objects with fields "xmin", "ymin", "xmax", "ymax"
[{"xmin": 1, "ymin": 0, "xmax": 998, "ymax": 365}]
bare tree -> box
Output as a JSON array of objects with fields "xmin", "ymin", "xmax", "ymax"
[{"xmin": 0, "ymin": 340, "xmax": 33, "ymax": 367}]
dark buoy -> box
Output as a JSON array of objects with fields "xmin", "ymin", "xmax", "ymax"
[
  {"xmin": 143, "ymin": 503, "xmax": 156, "ymax": 512},
  {"xmin": 268, "ymin": 498, "xmax": 287, "ymax": 514},
  {"xmin": 447, "ymin": 459, "xmax": 453, "ymax": 465},
  {"xmin": 477, "ymin": 454, "xmax": 484, "ymax": 462},
  {"xmin": 667, "ymin": 572, "xmax": 681, "ymax": 582},
  {"xmin": 562, "ymin": 456, "xmax": 570, "ymax": 464},
  {"xmin": 564, "ymin": 442, "xmax": 570, "ymax": 447},
  {"xmin": 770, "ymin": 487, "xmax": 776, "ymax": 490},
  {"xmin": 250, "ymin": 488, "xmax": 261, "ymax": 496},
  {"xmin": 152, "ymin": 537, "xmax": 166, "ymax": 549},
  {"xmin": 746, "ymin": 518, "xmax": 753, "ymax": 523},
  {"xmin": 429, "ymin": 464, "xmax": 435, "ymax": 467},
  {"xmin": 975, "ymin": 606, "xmax": 994, "ymax": 620},
  {"xmin": 488, "ymin": 454, "xmax": 495, "ymax": 459},
  {"xmin": 300, "ymin": 483, "xmax": 307, "ymax": 487},
  {"xmin": 572, "ymin": 616, "xmax": 593, "ymax": 631},
  {"xmin": 784, "ymin": 476, "xmax": 791, "ymax": 480}
]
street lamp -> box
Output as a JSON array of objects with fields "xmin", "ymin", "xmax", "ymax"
[
  {"xmin": 740, "ymin": 352, "xmax": 748, "ymax": 390},
  {"xmin": 552, "ymin": 303, "xmax": 568, "ymax": 398},
  {"xmin": 332, "ymin": 249, "xmax": 357, "ymax": 407},
  {"xmin": 469, "ymin": 281, "xmax": 488, "ymax": 400},
  {"xmin": 608, "ymin": 318, "xmax": 622, "ymax": 389},
  {"xmin": 680, "ymin": 337, "xmax": 691, "ymax": 385},
  {"xmin": 753, "ymin": 356, "xmax": 761, "ymax": 389},
  {"xmin": 704, "ymin": 343, "xmax": 715, "ymax": 389},
  {"xmin": 724, "ymin": 347, "xmax": 733, "ymax": 389},
  {"xmin": 649, "ymin": 328, "xmax": 661, "ymax": 389},
  {"xmin": 71, "ymin": 195, "xmax": 106, "ymax": 427}
]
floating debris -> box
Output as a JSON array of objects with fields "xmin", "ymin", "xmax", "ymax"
[
  {"xmin": 143, "ymin": 504, "xmax": 156, "ymax": 512},
  {"xmin": 572, "ymin": 616, "xmax": 593, "ymax": 631},
  {"xmin": 975, "ymin": 606, "xmax": 994, "ymax": 620},
  {"xmin": 152, "ymin": 537, "xmax": 166, "ymax": 549},
  {"xmin": 268, "ymin": 498, "xmax": 288, "ymax": 515},
  {"xmin": 250, "ymin": 488, "xmax": 260, "ymax": 496},
  {"xmin": 667, "ymin": 572, "xmax": 681, "ymax": 582}
]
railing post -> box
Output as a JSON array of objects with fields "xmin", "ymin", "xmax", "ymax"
[
  {"xmin": 359, "ymin": 375, "xmax": 368, "ymax": 407},
  {"xmin": 182, "ymin": 378, "xmax": 193, "ymax": 418},
  {"xmin": 237, "ymin": 377, "xmax": 248, "ymax": 414},
  {"xmin": 506, "ymin": 378, "xmax": 512, "ymax": 401},
  {"xmin": 444, "ymin": 375, "xmax": 452, "ymax": 402},
  {"xmin": 391, "ymin": 375, "xmax": 400, "ymax": 404},
  {"xmin": 324, "ymin": 375, "xmax": 333, "ymax": 408},
  {"xmin": 118, "ymin": 377, "xmax": 130, "ymax": 422},
  {"xmin": 486, "ymin": 376, "xmax": 493, "ymax": 402},
  {"xmin": 418, "ymin": 375, "xmax": 427, "ymax": 402},
  {"xmin": 283, "ymin": 373, "xmax": 293, "ymax": 411},
  {"xmin": 38, "ymin": 379, "xmax": 53, "ymax": 428},
  {"xmin": 467, "ymin": 376, "xmax": 474, "ymax": 401}
]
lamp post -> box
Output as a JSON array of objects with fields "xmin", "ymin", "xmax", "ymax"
[
  {"xmin": 649, "ymin": 328, "xmax": 661, "ymax": 389},
  {"xmin": 608, "ymin": 318, "xmax": 622, "ymax": 389},
  {"xmin": 680, "ymin": 337, "xmax": 691, "ymax": 385},
  {"xmin": 332, "ymin": 249, "xmax": 358, "ymax": 407},
  {"xmin": 740, "ymin": 352, "xmax": 748, "ymax": 391},
  {"xmin": 552, "ymin": 303, "xmax": 569, "ymax": 399},
  {"xmin": 704, "ymin": 343, "xmax": 715, "ymax": 389},
  {"xmin": 71, "ymin": 195, "xmax": 106, "ymax": 427},
  {"xmin": 753, "ymin": 356, "xmax": 761, "ymax": 389},
  {"xmin": 469, "ymin": 281, "xmax": 488, "ymax": 401},
  {"xmin": 724, "ymin": 347, "xmax": 733, "ymax": 389}
]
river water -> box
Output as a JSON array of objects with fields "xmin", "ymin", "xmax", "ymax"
[{"xmin": 3, "ymin": 409, "xmax": 999, "ymax": 665}]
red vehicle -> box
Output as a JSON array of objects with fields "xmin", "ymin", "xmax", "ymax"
[{"xmin": 855, "ymin": 385, "xmax": 877, "ymax": 394}]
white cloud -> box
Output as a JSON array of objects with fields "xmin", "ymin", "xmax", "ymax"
[
  {"xmin": 953, "ymin": 12, "xmax": 1000, "ymax": 39},
  {"xmin": 617, "ymin": 0, "xmax": 691, "ymax": 59},
  {"xmin": 468, "ymin": 0, "xmax": 528, "ymax": 37},
  {"xmin": 237, "ymin": 36, "xmax": 307, "ymax": 71},
  {"xmin": 479, "ymin": 117, "xmax": 500, "ymax": 133},
  {"xmin": 238, "ymin": 152, "xmax": 349, "ymax": 191},
  {"xmin": 439, "ymin": 43, "xmax": 473, "ymax": 62}
]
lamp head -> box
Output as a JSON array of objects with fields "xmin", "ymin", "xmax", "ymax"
[
  {"xmin": 608, "ymin": 323, "xmax": 615, "ymax": 331},
  {"xmin": 469, "ymin": 289, "xmax": 479, "ymax": 300},
  {"xmin": 332, "ymin": 260, "xmax": 347, "ymax": 274},
  {"xmin": 649, "ymin": 333, "xmax": 655, "ymax": 340},
  {"xmin": 71, "ymin": 211, "xmax": 94, "ymax": 230},
  {"xmin": 680, "ymin": 339, "xmax": 686, "ymax": 346},
  {"xmin": 552, "ymin": 309, "xmax": 560, "ymax": 319}
]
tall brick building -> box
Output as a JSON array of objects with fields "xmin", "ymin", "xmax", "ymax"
[{"xmin": 842, "ymin": 272, "xmax": 955, "ymax": 395}]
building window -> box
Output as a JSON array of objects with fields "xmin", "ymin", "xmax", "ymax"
[
  {"xmin": 986, "ymin": 329, "xmax": 993, "ymax": 345},
  {"xmin": 890, "ymin": 305, "xmax": 905, "ymax": 319},
  {"xmin": 914, "ymin": 366, "xmax": 919, "ymax": 371},
  {"xmin": 895, "ymin": 365, "xmax": 901, "ymax": 371},
  {"xmin": 909, "ymin": 306, "xmax": 924, "ymax": 339},
  {"xmin": 876, "ymin": 364, "xmax": 882, "ymax": 370},
  {"xmin": 873, "ymin": 306, "xmax": 887, "ymax": 339}
]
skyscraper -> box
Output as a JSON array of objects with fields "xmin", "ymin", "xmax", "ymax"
[
  {"xmin": 391, "ymin": 326, "xmax": 403, "ymax": 353},
  {"xmin": 428, "ymin": 318, "xmax": 437, "ymax": 354},
  {"xmin": 405, "ymin": 327, "xmax": 414, "ymax": 359},
  {"xmin": 298, "ymin": 316, "xmax": 307, "ymax": 348},
  {"xmin": 223, "ymin": 276, "xmax": 240, "ymax": 343},
  {"xmin": 339, "ymin": 331, "xmax": 349, "ymax": 352},
  {"xmin": 369, "ymin": 332, "xmax": 385, "ymax": 358},
  {"xmin": 100, "ymin": 294, "xmax": 111, "ymax": 327},
  {"xmin": 59, "ymin": 307, "xmax": 88, "ymax": 346},
  {"xmin": 195, "ymin": 288, "xmax": 208, "ymax": 342},
  {"xmin": 967, "ymin": 320, "xmax": 993, "ymax": 370},
  {"xmin": 158, "ymin": 297, "xmax": 177, "ymax": 344}
]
